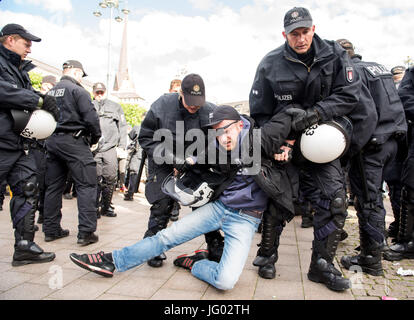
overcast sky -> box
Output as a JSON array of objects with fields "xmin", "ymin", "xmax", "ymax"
[{"xmin": 1, "ymin": 0, "xmax": 413, "ymax": 107}]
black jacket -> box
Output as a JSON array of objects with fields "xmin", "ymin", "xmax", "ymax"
[
  {"xmin": 0, "ymin": 43, "xmax": 40, "ymax": 150},
  {"xmin": 399, "ymin": 67, "xmax": 414, "ymax": 123},
  {"xmin": 352, "ymin": 55, "xmax": 407, "ymax": 145},
  {"xmin": 138, "ymin": 92, "xmax": 216, "ymax": 204},
  {"xmin": 194, "ymin": 113, "xmax": 295, "ymax": 217},
  {"xmin": 249, "ymin": 34, "xmax": 361, "ymax": 128},
  {"xmin": 48, "ymin": 76, "xmax": 101, "ymax": 140}
]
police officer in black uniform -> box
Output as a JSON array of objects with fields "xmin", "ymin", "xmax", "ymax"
[
  {"xmin": 42, "ymin": 60, "xmax": 102, "ymax": 246},
  {"xmin": 0, "ymin": 23, "xmax": 57, "ymax": 266},
  {"xmin": 383, "ymin": 66, "xmax": 408, "ymax": 240},
  {"xmin": 249, "ymin": 8, "xmax": 362, "ymax": 291},
  {"xmin": 92, "ymin": 82, "xmax": 127, "ymax": 218},
  {"xmin": 34, "ymin": 75, "xmax": 58, "ymax": 225},
  {"xmin": 384, "ymin": 66, "xmax": 414, "ymax": 261},
  {"xmin": 138, "ymin": 74, "xmax": 224, "ymax": 267},
  {"xmin": 336, "ymin": 39, "xmax": 407, "ymax": 275},
  {"xmin": 124, "ymin": 124, "xmax": 143, "ymax": 201}
]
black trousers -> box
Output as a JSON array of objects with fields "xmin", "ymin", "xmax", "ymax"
[
  {"xmin": 349, "ymin": 138, "xmax": 398, "ymax": 243},
  {"xmin": 32, "ymin": 148, "xmax": 47, "ymax": 215},
  {"xmin": 0, "ymin": 149, "xmax": 38, "ymax": 241},
  {"xmin": 43, "ymin": 133, "xmax": 98, "ymax": 235},
  {"xmin": 402, "ymin": 130, "xmax": 414, "ymax": 190},
  {"xmin": 299, "ymin": 159, "xmax": 346, "ymax": 235}
]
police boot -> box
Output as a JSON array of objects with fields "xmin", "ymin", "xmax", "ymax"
[
  {"xmin": 144, "ymin": 230, "xmax": 167, "ymax": 268},
  {"xmin": 13, "ymin": 205, "xmax": 55, "ymax": 266},
  {"xmin": 341, "ymin": 221, "xmax": 384, "ymax": 276},
  {"xmin": 170, "ymin": 201, "xmax": 180, "ymax": 222},
  {"xmin": 205, "ymin": 231, "xmax": 224, "ymax": 262},
  {"xmin": 308, "ymin": 233, "xmax": 351, "ymax": 291},
  {"xmin": 124, "ymin": 173, "xmax": 138, "ymax": 201},
  {"xmin": 384, "ymin": 186, "xmax": 414, "ymax": 261},
  {"xmin": 301, "ymin": 201, "xmax": 314, "ymax": 228},
  {"xmin": 252, "ymin": 213, "xmax": 283, "ymax": 279},
  {"xmin": 101, "ymin": 184, "xmax": 117, "ymax": 217}
]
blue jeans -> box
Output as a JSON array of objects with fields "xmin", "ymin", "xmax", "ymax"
[{"xmin": 112, "ymin": 200, "xmax": 261, "ymax": 290}]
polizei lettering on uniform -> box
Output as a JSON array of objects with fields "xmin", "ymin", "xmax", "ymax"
[
  {"xmin": 152, "ymin": 121, "xmax": 262, "ymax": 175},
  {"xmin": 365, "ymin": 64, "xmax": 392, "ymax": 77}
]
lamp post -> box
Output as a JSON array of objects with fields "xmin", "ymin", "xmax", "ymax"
[{"xmin": 93, "ymin": 0, "xmax": 130, "ymax": 95}]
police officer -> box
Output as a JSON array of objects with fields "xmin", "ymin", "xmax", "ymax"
[
  {"xmin": 391, "ymin": 66, "xmax": 406, "ymax": 89},
  {"xmin": 0, "ymin": 23, "xmax": 56, "ymax": 266},
  {"xmin": 336, "ymin": 39, "xmax": 407, "ymax": 275},
  {"xmin": 34, "ymin": 75, "xmax": 58, "ymax": 225},
  {"xmin": 42, "ymin": 60, "xmax": 101, "ymax": 245},
  {"xmin": 168, "ymin": 79, "xmax": 183, "ymax": 222},
  {"xmin": 384, "ymin": 66, "xmax": 414, "ymax": 261},
  {"xmin": 92, "ymin": 82, "xmax": 127, "ymax": 218},
  {"xmin": 123, "ymin": 124, "xmax": 143, "ymax": 201},
  {"xmin": 249, "ymin": 7, "xmax": 362, "ymax": 291},
  {"xmin": 138, "ymin": 73, "xmax": 224, "ymax": 267}
]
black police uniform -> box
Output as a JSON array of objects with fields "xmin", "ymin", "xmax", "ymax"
[
  {"xmin": 0, "ymin": 42, "xmax": 55, "ymax": 265},
  {"xmin": 138, "ymin": 92, "xmax": 221, "ymax": 266},
  {"xmin": 43, "ymin": 75, "xmax": 101, "ymax": 242},
  {"xmin": 384, "ymin": 67, "xmax": 414, "ymax": 260},
  {"xmin": 340, "ymin": 55, "xmax": 407, "ymax": 275},
  {"xmin": 249, "ymin": 34, "xmax": 361, "ymax": 290},
  {"xmin": 124, "ymin": 125, "xmax": 144, "ymax": 201}
]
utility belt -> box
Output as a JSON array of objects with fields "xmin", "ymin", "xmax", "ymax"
[{"xmin": 55, "ymin": 129, "xmax": 87, "ymax": 139}]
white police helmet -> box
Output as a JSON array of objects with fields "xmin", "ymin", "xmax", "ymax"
[
  {"xmin": 11, "ymin": 109, "xmax": 57, "ymax": 140},
  {"xmin": 162, "ymin": 171, "xmax": 214, "ymax": 208},
  {"xmin": 300, "ymin": 116, "xmax": 353, "ymax": 164}
]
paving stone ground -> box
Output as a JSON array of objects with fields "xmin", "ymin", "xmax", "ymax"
[{"xmin": 0, "ymin": 188, "xmax": 413, "ymax": 301}]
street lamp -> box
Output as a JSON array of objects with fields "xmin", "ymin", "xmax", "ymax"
[{"xmin": 93, "ymin": 0, "xmax": 129, "ymax": 95}]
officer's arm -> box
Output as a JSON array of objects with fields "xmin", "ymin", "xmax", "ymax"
[
  {"xmin": 249, "ymin": 65, "xmax": 278, "ymax": 127},
  {"xmin": 0, "ymin": 78, "xmax": 40, "ymax": 111},
  {"xmin": 260, "ymin": 112, "xmax": 292, "ymax": 156},
  {"xmin": 138, "ymin": 109, "xmax": 159, "ymax": 158},
  {"xmin": 313, "ymin": 47, "xmax": 361, "ymax": 121},
  {"xmin": 398, "ymin": 70, "xmax": 414, "ymax": 122},
  {"xmin": 75, "ymin": 88, "xmax": 101, "ymax": 139}
]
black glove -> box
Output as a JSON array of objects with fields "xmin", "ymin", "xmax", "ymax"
[
  {"xmin": 173, "ymin": 157, "xmax": 192, "ymax": 173},
  {"xmin": 41, "ymin": 95, "xmax": 59, "ymax": 121},
  {"xmin": 285, "ymin": 107, "xmax": 319, "ymax": 132},
  {"xmin": 90, "ymin": 135, "xmax": 101, "ymax": 146}
]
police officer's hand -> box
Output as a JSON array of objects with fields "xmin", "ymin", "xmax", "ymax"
[
  {"xmin": 40, "ymin": 95, "xmax": 59, "ymax": 121},
  {"xmin": 90, "ymin": 135, "xmax": 101, "ymax": 146},
  {"xmin": 174, "ymin": 157, "xmax": 195, "ymax": 173},
  {"xmin": 285, "ymin": 107, "xmax": 319, "ymax": 132}
]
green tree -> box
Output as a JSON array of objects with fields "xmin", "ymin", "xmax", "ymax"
[
  {"xmin": 29, "ymin": 71, "xmax": 43, "ymax": 91},
  {"xmin": 121, "ymin": 103, "xmax": 147, "ymax": 127}
]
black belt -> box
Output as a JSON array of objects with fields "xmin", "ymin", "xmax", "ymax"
[{"xmin": 240, "ymin": 209, "xmax": 263, "ymax": 219}]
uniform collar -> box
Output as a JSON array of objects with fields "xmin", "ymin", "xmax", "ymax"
[{"xmin": 61, "ymin": 75, "xmax": 84, "ymax": 88}]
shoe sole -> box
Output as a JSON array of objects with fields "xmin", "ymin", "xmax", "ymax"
[
  {"xmin": 77, "ymin": 238, "xmax": 99, "ymax": 246},
  {"xmin": 45, "ymin": 233, "xmax": 70, "ymax": 242},
  {"xmin": 307, "ymin": 273, "xmax": 351, "ymax": 292},
  {"xmin": 69, "ymin": 254, "xmax": 113, "ymax": 277},
  {"xmin": 383, "ymin": 252, "xmax": 414, "ymax": 261},
  {"xmin": 173, "ymin": 249, "xmax": 209, "ymax": 267},
  {"xmin": 12, "ymin": 254, "xmax": 56, "ymax": 267},
  {"xmin": 341, "ymin": 258, "xmax": 384, "ymax": 276}
]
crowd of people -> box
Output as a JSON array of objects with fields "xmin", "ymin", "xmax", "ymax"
[{"xmin": 1, "ymin": 5, "xmax": 413, "ymax": 294}]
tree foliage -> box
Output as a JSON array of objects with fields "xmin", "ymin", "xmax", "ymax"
[
  {"xmin": 120, "ymin": 103, "xmax": 147, "ymax": 127},
  {"xmin": 29, "ymin": 71, "xmax": 43, "ymax": 91}
]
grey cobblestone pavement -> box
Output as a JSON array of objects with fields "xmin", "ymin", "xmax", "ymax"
[{"xmin": 0, "ymin": 188, "xmax": 413, "ymax": 300}]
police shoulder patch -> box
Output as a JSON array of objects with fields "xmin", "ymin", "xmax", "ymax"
[{"xmin": 346, "ymin": 67, "xmax": 354, "ymax": 83}]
